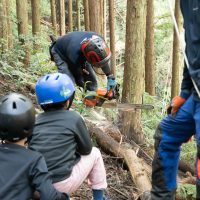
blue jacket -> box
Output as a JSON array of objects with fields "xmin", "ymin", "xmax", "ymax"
[{"xmin": 180, "ymin": 0, "xmax": 200, "ymax": 100}]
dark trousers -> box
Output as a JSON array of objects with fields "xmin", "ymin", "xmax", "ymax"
[
  {"xmin": 51, "ymin": 47, "xmax": 98, "ymax": 92},
  {"xmin": 151, "ymin": 95, "xmax": 200, "ymax": 199}
]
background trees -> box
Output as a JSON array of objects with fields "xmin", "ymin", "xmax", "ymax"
[{"xmin": 0, "ymin": 1, "xmax": 195, "ymax": 197}]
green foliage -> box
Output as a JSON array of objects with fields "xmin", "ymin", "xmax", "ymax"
[{"xmin": 177, "ymin": 184, "xmax": 196, "ymax": 199}]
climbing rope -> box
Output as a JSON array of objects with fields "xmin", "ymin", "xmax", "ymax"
[{"xmin": 167, "ymin": 0, "xmax": 200, "ymax": 98}]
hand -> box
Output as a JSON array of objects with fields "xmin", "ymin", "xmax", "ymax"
[
  {"xmin": 167, "ymin": 96, "xmax": 186, "ymax": 116},
  {"xmin": 107, "ymin": 74, "xmax": 116, "ymax": 91}
]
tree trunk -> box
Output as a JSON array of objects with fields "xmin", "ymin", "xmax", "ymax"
[
  {"xmin": 121, "ymin": 0, "xmax": 147, "ymax": 144},
  {"xmin": 109, "ymin": 0, "xmax": 116, "ymax": 77},
  {"xmin": 5, "ymin": 0, "xmax": 12, "ymax": 49},
  {"xmin": 145, "ymin": 0, "xmax": 155, "ymax": 96},
  {"xmin": 16, "ymin": 0, "xmax": 30, "ymax": 66},
  {"xmin": 83, "ymin": 0, "xmax": 90, "ymax": 31},
  {"xmin": 60, "ymin": 0, "xmax": 65, "ymax": 35},
  {"xmin": 31, "ymin": 0, "xmax": 41, "ymax": 35},
  {"xmin": 68, "ymin": 0, "xmax": 73, "ymax": 32},
  {"xmin": 88, "ymin": 0, "xmax": 102, "ymax": 34},
  {"xmin": 50, "ymin": 0, "xmax": 58, "ymax": 35},
  {"xmin": 0, "ymin": 0, "xmax": 8, "ymax": 52},
  {"xmin": 88, "ymin": 0, "xmax": 105, "ymax": 78},
  {"xmin": 85, "ymin": 118, "xmax": 151, "ymax": 195},
  {"xmin": 171, "ymin": 0, "xmax": 181, "ymax": 99},
  {"xmin": 76, "ymin": 0, "xmax": 80, "ymax": 31},
  {"xmin": 103, "ymin": 0, "xmax": 107, "ymax": 40}
]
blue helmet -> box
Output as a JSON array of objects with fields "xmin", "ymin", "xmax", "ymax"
[{"xmin": 35, "ymin": 73, "xmax": 75, "ymax": 105}]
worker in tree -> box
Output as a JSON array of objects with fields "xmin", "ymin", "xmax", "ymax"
[
  {"xmin": 150, "ymin": 0, "xmax": 200, "ymax": 199},
  {"xmin": 0, "ymin": 93, "xmax": 69, "ymax": 200},
  {"xmin": 49, "ymin": 31, "xmax": 116, "ymax": 106},
  {"xmin": 28, "ymin": 72, "xmax": 108, "ymax": 200}
]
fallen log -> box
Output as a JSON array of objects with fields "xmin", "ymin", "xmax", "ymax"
[{"xmin": 85, "ymin": 118, "xmax": 151, "ymax": 198}]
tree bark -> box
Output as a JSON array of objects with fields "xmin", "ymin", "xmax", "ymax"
[
  {"xmin": 145, "ymin": 0, "xmax": 155, "ymax": 96},
  {"xmin": 83, "ymin": 0, "xmax": 90, "ymax": 31},
  {"xmin": 121, "ymin": 0, "xmax": 147, "ymax": 144},
  {"xmin": 85, "ymin": 118, "xmax": 151, "ymax": 195},
  {"xmin": 31, "ymin": 0, "xmax": 41, "ymax": 35},
  {"xmin": 88, "ymin": 0, "xmax": 105, "ymax": 78},
  {"xmin": 88, "ymin": 0, "xmax": 102, "ymax": 34},
  {"xmin": 50, "ymin": 0, "xmax": 58, "ymax": 35},
  {"xmin": 5, "ymin": 0, "xmax": 12, "ymax": 49},
  {"xmin": 171, "ymin": 0, "xmax": 181, "ymax": 99},
  {"xmin": 0, "ymin": 0, "xmax": 8, "ymax": 52},
  {"xmin": 76, "ymin": 0, "xmax": 80, "ymax": 31},
  {"xmin": 68, "ymin": 0, "xmax": 73, "ymax": 32},
  {"xmin": 60, "ymin": 0, "xmax": 65, "ymax": 35},
  {"xmin": 16, "ymin": 0, "xmax": 30, "ymax": 66},
  {"xmin": 109, "ymin": 0, "xmax": 116, "ymax": 77},
  {"xmin": 103, "ymin": 0, "xmax": 107, "ymax": 39}
]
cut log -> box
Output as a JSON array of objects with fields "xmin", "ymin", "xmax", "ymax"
[{"xmin": 85, "ymin": 118, "xmax": 151, "ymax": 197}]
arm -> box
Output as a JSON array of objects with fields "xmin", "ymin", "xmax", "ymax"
[
  {"xmin": 30, "ymin": 155, "xmax": 69, "ymax": 200},
  {"xmin": 74, "ymin": 115, "xmax": 92, "ymax": 155}
]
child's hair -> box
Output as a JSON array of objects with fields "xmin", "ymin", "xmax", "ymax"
[
  {"xmin": 0, "ymin": 93, "xmax": 35, "ymax": 142},
  {"xmin": 41, "ymin": 101, "xmax": 66, "ymax": 111},
  {"xmin": 35, "ymin": 73, "xmax": 75, "ymax": 110}
]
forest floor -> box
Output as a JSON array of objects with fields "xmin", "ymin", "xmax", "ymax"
[{"xmin": 0, "ymin": 74, "xmax": 152, "ymax": 200}]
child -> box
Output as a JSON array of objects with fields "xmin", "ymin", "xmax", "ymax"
[
  {"xmin": 0, "ymin": 93, "xmax": 69, "ymax": 200},
  {"xmin": 28, "ymin": 72, "xmax": 108, "ymax": 200}
]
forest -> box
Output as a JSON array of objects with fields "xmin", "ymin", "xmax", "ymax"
[{"xmin": 0, "ymin": 0, "xmax": 197, "ymax": 199}]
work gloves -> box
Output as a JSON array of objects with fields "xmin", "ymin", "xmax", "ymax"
[
  {"xmin": 107, "ymin": 74, "xmax": 116, "ymax": 91},
  {"xmin": 167, "ymin": 96, "xmax": 186, "ymax": 116}
]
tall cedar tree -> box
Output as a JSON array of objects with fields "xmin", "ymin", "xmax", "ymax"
[
  {"xmin": 121, "ymin": 0, "xmax": 147, "ymax": 144},
  {"xmin": 145, "ymin": 0, "xmax": 155, "ymax": 96},
  {"xmin": 0, "ymin": 0, "xmax": 8, "ymax": 52},
  {"xmin": 76, "ymin": 0, "xmax": 80, "ymax": 31},
  {"xmin": 31, "ymin": 0, "xmax": 41, "ymax": 35},
  {"xmin": 5, "ymin": 0, "xmax": 13, "ymax": 48},
  {"xmin": 88, "ymin": 0, "xmax": 105, "ymax": 78},
  {"xmin": 171, "ymin": 0, "xmax": 181, "ymax": 99},
  {"xmin": 50, "ymin": 0, "xmax": 58, "ymax": 35},
  {"xmin": 16, "ymin": 0, "xmax": 30, "ymax": 65},
  {"xmin": 83, "ymin": 0, "xmax": 90, "ymax": 31},
  {"xmin": 68, "ymin": 0, "xmax": 73, "ymax": 32},
  {"xmin": 109, "ymin": 0, "xmax": 116, "ymax": 77}
]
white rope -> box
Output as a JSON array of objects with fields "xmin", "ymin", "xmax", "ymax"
[{"xmin": 167, "ymin": 0, "xmax": 200, "ymax": 98}]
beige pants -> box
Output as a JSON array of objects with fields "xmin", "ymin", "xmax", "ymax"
[{"xmin": 53, "ymin": 147, "xmax": 107, "ymax": 194}]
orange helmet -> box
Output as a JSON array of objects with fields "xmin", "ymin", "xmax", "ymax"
[{"xmin": 81, "ymin": 35, "xmax": 111, "ymax": 67}]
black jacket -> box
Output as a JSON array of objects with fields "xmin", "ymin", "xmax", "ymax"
[
  {"xmin": 29, "ymin": 110, "xmax": 93, "ymax": 183},
  {"xmin": 51, "ymin": 31, "xmax": 112, "ymax": 77},
  {"xmin": 0, "ymin": 143, "xmax": 68, "ymax": 200},
  {"xmin": 180, "ymin": 0, "xmax": 200, "ymax": 100}
]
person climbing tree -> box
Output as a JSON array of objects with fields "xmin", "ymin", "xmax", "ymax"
[
  {"xmin": 49, "ymin": 31, "xmax": 116, "ymax": 106},
  {"xmin": 150, "ymin": 0, "xmax": 200, "ymax": 199}
]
